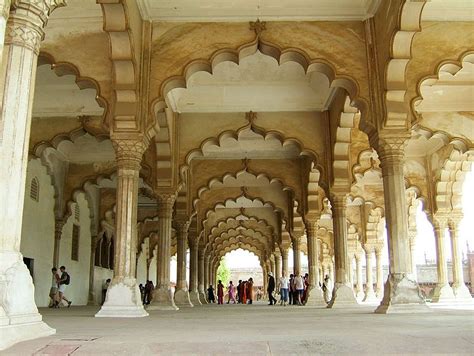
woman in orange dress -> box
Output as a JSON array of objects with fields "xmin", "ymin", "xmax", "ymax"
[
  {"xmin": 241, "ymin": 281, "xmax": 247, "ymax": 304},
  {"xmin": 247, "ymin": 278, "xmax": 254, "ymax": 304}
]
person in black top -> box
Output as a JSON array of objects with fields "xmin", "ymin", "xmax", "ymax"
[{"xmin": 267, "ymin": 272, "xmax": 277, "ymax": 305}]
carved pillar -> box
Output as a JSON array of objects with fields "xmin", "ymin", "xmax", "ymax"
[
  {"xmin": 0, "ymin": 0, "xmax": 11, "ymax": 66},
  {"xmin": 87, "ymin": 235, "xmax": 98, "ymax": 306},
  {"xmin": 204, "ymin": 254, "xmax": 210, "ymax": 301},
  {"xmin": 270, "ymin": 255, "xmax": 276, "ymax": 277},
  {"xmin": 363, "ymin": 246, "xmax": 377, "ymax": 302},
  {"xmin": 188, "ymin": 237, "xmax": 201, "ymax": 305},
  {"xmin": 355, "ymin": 254, "xmax": 364, "ymax": 300},
  {"xmin": 432, "ymin": 217, "xmax": 455, "ymax": 302},
  {"xmin": 274, "ymin": 252, "xmax": 282, "ymax": 281},
  {"xmin": 198, "ymin": 247, "xmax": 207, "ymax": 303},
  {"xmin": 448, "ymin": 218, "xmax": 472, "ymax": 300},
  {"xmin": 408, "ymin": 229, "xmax": 417, "ymax": 281},
  {"xmin": 281, "ymin": 248, "xmax": 289, "ymax": 278},
  {"xmin": 375, "ymin": 248, "xmax": 384, "ymax": 298},
  {"xmin": 328, "ymin": 194, "xmax": 357, "ymax": 308},
  {"xmin": 305, "ymin": 221, "xmax": 325, "ymax": 306},
  {"xmin": 96, "ymin": 139, "xmax": 148, "ymax": 317},
  {"xmin": 0, "ymin": 1, "xmax": 72, "ymax": 348},
  {"xmin": 149, "ymin": 193, "xmax": 178, "ymax": 310},
  {"xmin": 292, "ymin": 236, "xmax": 301, "ymax": 275},
  {"xmin": 373, "ymin": 137, "xmax": 426, "ymax": 313},
  {"xmin": 53, "ymin": 219, "xmax": 64, "ymax": 267},
  {"xmin": 174, "ymin": 220, "xmax": 193, "ymax": 307}
]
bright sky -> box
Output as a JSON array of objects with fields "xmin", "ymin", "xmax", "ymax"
[{"xmin": 221, "ymin": 167, "xmax": 474, "ymax": 269}]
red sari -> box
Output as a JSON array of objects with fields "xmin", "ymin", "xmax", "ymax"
[{"xmin": 241, "ymin": 282, "xmax": 247, "ymax": 304}]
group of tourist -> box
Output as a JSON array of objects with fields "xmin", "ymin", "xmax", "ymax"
[
  {"xmin": 139, "ymin": 280, "xmax": 155, "ymax": 305},
  {"xmin": 270, "ymin": 272, "xmax": 333, "ymax": 306},
  {"xmin": 208, "ymin": 278, "xmax": 257, "ymax": 304},
  {"xmin": 49, "ymin": 266, "xmax": 72, "ymax": 308}
]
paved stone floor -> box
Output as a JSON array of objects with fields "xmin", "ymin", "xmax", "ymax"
[{"xmin": 3, "ymin": 302, "xmax": 474, "ymax": 355}]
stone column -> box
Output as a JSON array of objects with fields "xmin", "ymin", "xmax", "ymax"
[
  {"xmin": 305, "ymin": 221, "xmax": 326, "ymax": 306},
  {"xmin": 275, "ymin": 252, "xmax": 282, "ymax": 281},
  {"xmin": 281, "ymin": 248, "xmax": 289, "ymax": 277},
  {"xmin": 0, "ymin": 2, "xmax": 73, "ymax": 348},
  {"xmin": 375, "ymin": 248, "xmax": 384, "ymax": 298},
  {"xmin": 355, "ymin": 254, "xmax": 364, "ymax": 300},
  {"xmin": 198, "ymin": 247, "xmax": 207, "ymax": 303},
  {"xmin": 96, "ymin": 140, "xmax": 148, "ymax": 317},
  {"xmin": 432, "ymin": 218, "xmax": 455, "ymax": 302},
  {"xmin": 292, "ymin": 236, "xmax": 301, "ymax": 275},
  {"xmin": 174, "ymin": 221, "xmax": 193, "ymax": 307},
  {"xmin": 270, "ymin": 255, "xmax": 276, "ymax": 277},
  {"xmin": 408, "ymin": 230, "xmax": 417, "ymax": 281},
  {"xmin": 87, "ymin": 235, "xmax": 98, "ymax": 306},
  {"xmin": 188, "ymin": 237, "xmax": 201, "ymax": 305},
  {"xmin": 53, "ymin": 219, "xmax": 64, "ymax": 267},
  {"xmin": 363, "ymin": 246, "xmax": 377, "ymax": 302},
  {"xmin": 204, "ymin": 254, "xmax": 210, "ymax": 301},
  {"xmin": 448, "ymin": 218, "xmax": 472, "ymax": 300},
  {"xmin": 149, "ymin": 193, "xmax": 178, "ymax": 310},
  {"xmin": 328, "ymin": 195, "xmax": 357, "ymax": 308},
  {"xmin": 373, "ymin": 137, "xmax": 426, "ymax": 313}
]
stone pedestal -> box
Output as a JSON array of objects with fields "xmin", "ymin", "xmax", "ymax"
[
  {"xmin": 327, "ymin": 195, "xmax": 357, "ymax": 308},
  {"xmin": 189, "ymin": 291, "xmax": 201, "ymax": 306},
  {"xmin": 96, "ymin": 140, "xmax": 148, "ymax": 318},
  {"xmin": 0, "ymin": 252, "xmax": 56, "ymax": 350},
  {"xmin": 95, "ymin": 278, "xmax": 148, "ymax": 317},
  {"xmin": 375, "ymin": 273, "xmax": 429, "ymax": 313},
  {"xmin": 328, "ymin": 283, "xmax": 357, "ymax": 308},
  {"xmin": 174, "ymin": 289, "xmax": 193, "ymax": 307},
  {"xmin": 372, "ymin": 136, "xmax": 426, "ymax": 313}
]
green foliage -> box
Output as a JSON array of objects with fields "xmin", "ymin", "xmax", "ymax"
[{"xmin": 216, "ymin": 257, "xmax": 231, "ymax": 287}]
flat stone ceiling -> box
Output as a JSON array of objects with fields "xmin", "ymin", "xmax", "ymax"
[{"xmin": 137, "ymin": 0, "xmax": 383, "ymax": 21}]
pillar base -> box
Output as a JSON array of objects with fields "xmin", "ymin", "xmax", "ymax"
[
  {"xmin": 95, "ymin": 278, "xmax": 148, "ymax": 317},
  {"xmin": 147, "ymin": 287, "xmax": 179, "ymax": 311},
  {"xmin": 327, "ymin": 283, "xmax": 358, "ymax": 308},
  {"xmin": 199, "ymin": 291, "xmax": 208, "ymax": 304},
  {"xmin": 189, "ymin": 291, "xmax": 202, "ymax": 305},
  {"xmin": 174, "ymin": 289, "xmax": 193, "ymax": 307},
  {"xmin": 0, "ymin": 251, "xmax": 56, "ymax": 350},
  {"xmin": 431, "ymin": 284, "xmax": 455, "ymax": 303},
  {"xmin": 363, "ymin": 289, "xmax": 378, "ymax": 302},
  {"xmin": 453, "ymin": 284, "xmax": 472, "ymax": 301},
  {"xmin": 305, "ymin": 287, "xmax": 327, "ymax": 307},
  {"xmin": 0, "ymin": 319, "xmax": 55, "ymax": 351},
  {"xmin": 375, "ymin": 273, "xmax": 429, "ymax": 314},
  {"xmin": 356, "ymin": 290, "xmax": 364, "ymax": 301}
]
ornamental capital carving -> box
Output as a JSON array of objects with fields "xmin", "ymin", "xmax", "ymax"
[
  {"xmin": 112, "ymin": 139, "xmax": 147, "ymax": 170},
  {"xmin": 369, "ymin": 131, "xmax": 409, "ymax": 164},
  {"xmin": 6, "ymin": 0, "xmax": 66, "ymax": 53},
  {"xmin": 157, "ymin": 192, "xmax": 176, "ymax": 218}
]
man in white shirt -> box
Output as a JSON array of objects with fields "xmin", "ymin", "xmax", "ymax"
[
  {"xmin": 278, "ymin": 272, "xmax": 289, "ymax": 306},
  {"xmin": 294, "ymin": 274, "xmax": 304, "ymax": 305}
]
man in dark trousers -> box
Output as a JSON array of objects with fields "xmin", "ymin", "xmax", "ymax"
[{"xmin": 267, "ymin": 272, "xmax": 277, "ymax": 305}]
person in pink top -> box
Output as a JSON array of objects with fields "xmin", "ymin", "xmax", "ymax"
[{"xmin": 227, "ymin": 281, "xmax": 236, "ymax": 304}]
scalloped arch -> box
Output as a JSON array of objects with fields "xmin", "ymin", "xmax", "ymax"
[{"xmin": 412, "ymin": 51, "xmax": 474, "ymax": 124}]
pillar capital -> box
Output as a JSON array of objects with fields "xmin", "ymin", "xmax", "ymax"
[
  {"xmin": 6, "ymin": 0, "xmax": 66, "ymax": 54},
  {"xmin": 156, "ymin": 192, "xmax": 176, "ymax": 219},
  {"xmin": 330, "ymin": 193, "xmax": 347, "ymax": 211},
  {"xmin": 112, "ymin": 139, "xmax": 147, "ymax": 171}
]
